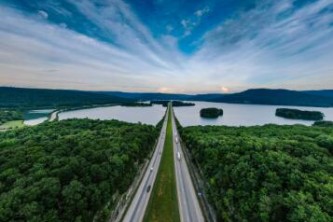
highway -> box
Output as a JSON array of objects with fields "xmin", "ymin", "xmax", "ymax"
[
  {"xmin": 122, "ymin": 107, "xmax": 169, "ymax": 222},
  {"xmin": 171, "ymin": 107, "xmax": 205, "ymax": 222}
]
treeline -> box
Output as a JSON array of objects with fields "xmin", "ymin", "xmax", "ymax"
[
  {"xmin": 276, "ymin": 108, "xmax": 324, "ymax": 121},
  {"xmin": 180, "ymin": 124, "xmax": 333, "ymax": 221},
  {"xmin": 0, "ymin": 119, "xmax": 159, "ymax": 221},
  {"xmin": 0, "ymin": 87, "xmax": 132, "ymax": 109},
  {"xmin": 151, "ymin": 101, "xmax": 195, "ymax": 107},
  {"xmin": 0, "ymin": 110, "xmax": 23, "ymax": 124}
]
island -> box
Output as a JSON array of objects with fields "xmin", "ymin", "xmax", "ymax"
[
  {"xmin": 151, "ymin": 100, "xmax": 195, "ymax": 107},
  {"xmin": 200, "ymin": 108, "xmax": 223, "ymax": 118},
  {"xmin": 275, "ymin": 108, "xmax": 324, "ymax": 121}
]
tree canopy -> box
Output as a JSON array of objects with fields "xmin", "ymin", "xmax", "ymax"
[
  {"xmin": 0, "ymin": 110, "xmax": 23, "ymax": 125},
  {"xmin": 0, "ymin": 119, "xmax": 159, "ymax": 221},
  {"xmin": 200, "ymin": 108, "xmax": 223, "ymax": 118},
  {"xmin": 180, "ymin": 124, "xmax": 333, "ymax": 222},
  {"xmin": 276, "ymin": 108, "xmax": 324, "ymax": 121}
]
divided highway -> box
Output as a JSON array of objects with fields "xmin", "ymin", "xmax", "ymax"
[
  {"xmin": 171, "ymin": 107, "xmax": 205, "ymax": 222},
  {"xmin": 122, "ymin": 108, "xmax": 169, "ymax": 222},
  {"xmin": 123, "ymin": 104, "xmax": 204, "ymax": 222}
]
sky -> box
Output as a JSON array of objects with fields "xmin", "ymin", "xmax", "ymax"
[{"xmin": 0, "ymin": 0, "xmax": 333, "ymax": 93}]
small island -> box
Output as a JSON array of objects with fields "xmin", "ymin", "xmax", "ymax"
[
  {"xmin": 200, "ymin": 108, "xmax": 223, "ymax": 118},
  {"xmin": 275, "ymin": 108, "xmax": 324, "ymax": 121}
]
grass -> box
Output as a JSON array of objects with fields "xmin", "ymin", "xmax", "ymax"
[
  {"xmin": 143, "ymin": 107, "xmax": 180, "ymax": 222},
  {"xmin": 0, "ymin": 120, "xmax": 24, "ymax": 130}
]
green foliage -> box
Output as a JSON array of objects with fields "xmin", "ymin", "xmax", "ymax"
[
  {"xmin": 180, "ymin": 124, "xmax": 333, "ymax": 222},
  {"xmin": 0, "ymin": 110, "xmax": 23, "ymax": 125},
  {"xmin": 200, "ymin": 108, "xmax": 223, "ymax": 118},
  {"xmin": 0, "ymin": 87, "xmax": 132, "ymax": 109},
  {"xmin": 144, "ymin": 109, "xmax": 180, "ymax": 222},
  {"xmin": 0, "ymin": 119, "xmax": 158, "ymax": 221},
  {"xmin": 276, "ymin": 108, "xmax": 324, "ymax": 121},
  {"xmin": 313, "ymin": 121, "xmax": 333, "ymax": 127}
]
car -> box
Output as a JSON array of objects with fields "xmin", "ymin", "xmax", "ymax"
[
  {"xmin": 146, "ymin": 185, "xmax": 151, "ymax": 192},
  {"xmin": 150, "ymin": 167, "xmax": 153, "ymax": 171}
]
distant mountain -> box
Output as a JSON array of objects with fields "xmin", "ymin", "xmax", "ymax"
[
  {"xmin": 99, "ymin": 91, "xmax": 192, "ymax": 101},
  {"xmin": 2, "ymin": 87, "xmax": 333, "ymax": 109},
  {"xmin": 0, "ymin": 87, "xmax": 132, "ymax": 109},
  {"xmin": 205, "ymin": 89, "xmax": 333, "ymax": 107},
  {"xmin": 302, "ymin": 90, "xmax": 333, "ymax": 98}
]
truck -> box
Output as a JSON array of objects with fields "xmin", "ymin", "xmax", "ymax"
[{"xmin": 177, "ymin": 151, "xmax": 181, "ymax": 161}]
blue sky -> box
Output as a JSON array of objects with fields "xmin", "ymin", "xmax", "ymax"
[{"xmin": 0, "ymin": 0, "xmax": 332, "ymax": 93}]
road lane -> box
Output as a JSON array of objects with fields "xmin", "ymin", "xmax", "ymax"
[
  {"xmin": 122, "ymin": 108, "xmax": 169, "ymax": 222},
  {"xmin": 171, "ymin": 107, "xmax": 205, "ymax": 222}
]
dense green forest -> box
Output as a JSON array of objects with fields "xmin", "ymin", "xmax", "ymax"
[
  {"xmin": 200, "ymin": 108, "xmax": 223, "ymax": 118},
  {"xmin": 276, "ymin": 108, "xmax": 324, "ymax": 121},
  {"xmin": 0, "ymin": 110, "xmax": 23, "ymax": 124},
  {"xmin": 0, "ymin": 119, "xmax": 159, "ymax": 221},
  {"xmin": 180, "ymin": 124, "xmax": 333, "ymax": 222},
  {"xmin": 0, "ymin": 87, "xmax": 132, "ymax": 109}
]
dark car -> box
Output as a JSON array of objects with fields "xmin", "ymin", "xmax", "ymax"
[{"xmin": 146, "ymin": 185, "xmax": 151, "ymax": 193}]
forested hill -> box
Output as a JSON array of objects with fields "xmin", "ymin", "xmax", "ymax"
[
  {"xmin": 0, "ymin": 87, "xmax": 132, "ymax": 108},
  {"xmin": 101, "ymin": 89, "xmax": 333, "ymax": 107},
  {"xmin": 303, "ymin": 90, "xmax": 333, "ymax": 98},
  {"xmin": 2, "ymin": 87, "xmax": 333, "ymax": 108},
  {"xmin": 201, "ymin": 89, "xmax": 333, "ymax": 107}
]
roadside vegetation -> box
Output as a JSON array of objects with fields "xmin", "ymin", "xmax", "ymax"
[
  {"xmin": 180, "ymin": 124, "xmax": 333, "ymax": 221},
  {"xmin": 275, "ymin": 108, "xmax": 324, "ymax": 121},
  {"xmin": 0, "ymin": 110, "xmax": 23, "ymax": 125},
  {"xmin": 144, "ymin": 108, "xmax": 180, "ymax": 222},
  {"xmin": 0, "ymin": 119, "xmax": 159, "ymax": 221}
]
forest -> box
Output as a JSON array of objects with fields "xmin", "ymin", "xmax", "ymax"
[
  {"xmin": 200, "ymin": 108, "xmax": 223, "ymax": 118},
  {"xmin": 0, "ymin": 110, "xmax": 23, "ymax": 125},
  {"xmin": 0, "ymin": 119, "xmax": 159, "ymax": 221},
  {"xmin": 0, "ymin": 87, "xmax": 132, "ymax": 109},
  {"xmin": 276, "ymin": 108, "xmax": 324, "ymax": 121},
  {"xmin": 180, "ymin": 124, "xmax": 333, "ymax": 222}
]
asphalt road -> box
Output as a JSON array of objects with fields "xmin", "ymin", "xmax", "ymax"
[
  {"xmin": 171, "ymin": 107, "xmax": 205, "ymax": 222},
  {"xmin": 122, "ymin": 108, "xmax": 169, "ymax": 222}
]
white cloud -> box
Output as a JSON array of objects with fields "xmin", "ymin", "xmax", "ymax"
[
  {"xmin": 37, "ymin": 10, "xmax": 48, "ymax": 19},
  {"xmin": 195, "ymin": 7, "xmax": 210, "ymax": 17},
  {"xmin": 1, "ymin": 1, "xmax": 333, "ymax": 93}
]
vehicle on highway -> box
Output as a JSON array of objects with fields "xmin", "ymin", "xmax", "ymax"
[
  {"xmin": 150, "ymin": 167, "xmax": 153, "ymax": 171},
  {"xmin": 146, "ymin": 185, "xmax": 151, "ymax": 193},
  {"xmin": 175, "ymin": 136, "xmax": 179, "ymax": 144},
  {"xmin": 177, "ymin": 151, "xmax": 181, "ymax": 161}
]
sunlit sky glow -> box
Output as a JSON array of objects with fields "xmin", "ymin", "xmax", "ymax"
[{"xmin": 1, "ymin": 0, "xmax": 333, "ymax": 93}]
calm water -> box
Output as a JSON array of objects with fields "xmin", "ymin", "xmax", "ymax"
[
  {"xmin": 58, "ymin": 105, "xmax": 166, "ymax": 125},
  {"xmin": 28, "ymin": 102, "xmax": 333, "ymax": 127},
  {"xmin": 24, "ymin": 109, "xmax": 54, "ymax": 126},
  {"xmin": 174, "ymin": 102, "xmax": 333, "ymax": 127}
]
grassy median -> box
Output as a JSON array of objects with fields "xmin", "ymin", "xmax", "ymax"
[{"xmin": 143, "ymin": 107, "xmax": 180, "ymax": 222}]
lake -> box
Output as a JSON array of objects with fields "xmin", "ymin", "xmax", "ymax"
[
  {"xmin": 54, "ymin": 102, "xmax": 333, "ymax": 127},
  {"xmin": 174, "ymin": 102, "xmax": 333, "ymax": 127},
  {"xmin": 58, "ymin": 105, "xmax": 166, "ymax": 125}
]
